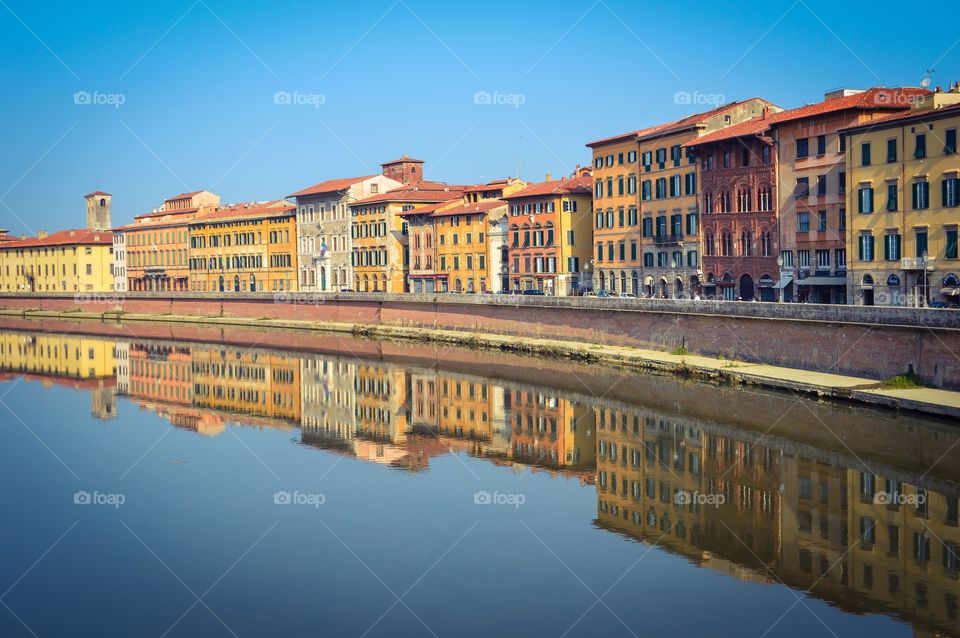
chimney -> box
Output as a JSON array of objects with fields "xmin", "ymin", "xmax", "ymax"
[
  {"xmin": 545, "ymin": 173, "xmax": 552, "ymax": 182},
  {"xmin": 762, "ymin": 106, "xmax": 769, "ymax": 119}
]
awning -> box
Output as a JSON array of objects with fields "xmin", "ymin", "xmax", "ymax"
[
  {"xmin": 941, "ymin": 288, "xmax": 960, "ymax": 296},
  {"xmin": 796, "ymin": 276, "xmax": 846, "ymax": 287},
  {"xmin": 773, "ymin": 276, "xmax": 793, "ymax": 289}
]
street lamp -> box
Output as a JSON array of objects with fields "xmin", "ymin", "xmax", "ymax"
[{"xmin": 776, "ymin": 255, "xmax": 784, "ymax": 303}]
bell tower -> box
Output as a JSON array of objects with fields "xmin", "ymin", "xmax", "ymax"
[{"xmin": 85, "ymin": 190, "xmax": 112, "ymax": 230}]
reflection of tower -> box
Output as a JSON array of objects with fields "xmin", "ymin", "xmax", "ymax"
[
  {"xmin": 85, "ymin": 191, "xmax": 112, "ymax": 231},
  {"xmin": 91, "ymin": 380, "xmax": 117, "ymax": 420}
]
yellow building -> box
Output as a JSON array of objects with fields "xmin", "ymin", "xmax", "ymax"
[
  {"xmin": 0, "ymin": 228, "xmax": 114, "ymax": 293},
  {"xmin": 188, "ymin": 200, "xmax": 297, "ymax": 293},
  {"xmin": 350, "ymin": 182, "xmax": 463, "ymax": 293},
  {"xmin": 842, "ymin": 85, "xmax": 960, "ymax": 306},
  {"xmin": 431, "ymin": 200, "xmax": 505, "ymax": 293}
]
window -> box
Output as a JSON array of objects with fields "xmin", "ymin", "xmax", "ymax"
[
  {"xmin": 912, "ymin": 181, "xmax": 929, "ymax": 210},
  {"xmin": 762, "ymin": 146, "xmax": 771, "ymax": 165},
  {"xmin": 795, "ymin": 177, "xmax": 809, "ymax": 198},
  {"xmin": 946, "ymin": 129, "xmax": 958, "ymax": 155},
  {"xmin": 627, "ymin": 150, "xmax": 637, "ymax": 163},
  {"xmin": 884, "ymin": 233, "xmax": 900, "ymax": 261},
  {"xmin": 859, "ymin": 234, "xmax": 874, "ymax": 261},
  {"xmin": 816, "ymin": 249, "xmax": 830, "ymax": 268},
  {"xmin": 798, "ymin": 250, "xmax": 810, "ymax": 268},
  {"xmin": 914, "ymin": 133, "xmax": 927, "ymax": 159},
  {"xmin": 798, "ymin": 211, "xmax": 810, "ymax": 232},
  {"xmin": 861, "ymin": 142, "xmax": 871, "ymax": 167},
  {"xmin": 722, "ymin": 152, "xmax": 730, "ymax": 168},
  {"xmin": 684, "ymin": 172, "xmax": 696, "ymax": 196},
  {"xmin": 839, "ymin": 171, "xmax": 846, "ymax": 194},
  {"xmin": 817, "ymin": 135, "xmax": 826, "ymax": 156},
  {"xmin": 887, "ymin": 183, "xmax": 898, "ymax": 211},
  {"xmin": 943, "ymin": 176, "xmax": 960, "ymax": 207},
  {"xmin": 797, "ymin": 138, "xmax": 809, "ymax": 159},
  {"xmin": 858, "ymin": 186, "xmax": 874, "ymax": 214},
  {"xmin": 916, "ymin": 230, "xmax": 928, "ymax": 258},
  {"xmin": 741, "ymin": 148, "xmax": 750, "ymax": 167},
  {"xmin": 818, "ymin": 210, "xmax": 827, "ymax": 231},
  {"xmin": 946, "ymin": 228, "xmax": 958, "ymax": 259},
  {"xmin": 887, "ymin": 138, "xmax": 898, "ymax": 163},
  {"xmin": 817, "ymin": 175, "xmax": 827, "ymax": 196}
]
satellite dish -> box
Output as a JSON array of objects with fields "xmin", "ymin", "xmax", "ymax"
[{"xmin": 921, "ymin": 77, "xmax": 931, "ymax": 89}]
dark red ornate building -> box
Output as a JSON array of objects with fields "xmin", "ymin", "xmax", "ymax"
[{"xmin": 685, "ymin": 115, "xmax": 780, "ymax": 300}]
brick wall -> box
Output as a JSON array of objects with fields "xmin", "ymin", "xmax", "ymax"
[{"xmin": 2, "ymin": 292, "xmax": 958, "ymax": 387}]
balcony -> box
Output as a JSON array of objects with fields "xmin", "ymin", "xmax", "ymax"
[
  {"xmin": 654, "ymin": 234, "xmax": 683, "ymax": 246},
  {"xmin": 901, "ymin": 257, "xmax": 936, "ymax": 271}
]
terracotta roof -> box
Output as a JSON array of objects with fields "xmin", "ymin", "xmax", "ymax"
[
  {"xmin": 350, "ymin": 182, "xmax": 463, "ymax": 206},
  {"xmin": 165, "ymin": 191, "xmax": 203, "ymax": 201},
  {"xmin": 287, "ymin": 175, "xmax": 376, "ymax": 198},
  {"xmin": 839, "ymin": 98, "xmax": 960, "ymax": 133},
  {"xmin": 586, "ymin": 98, "xmax": 776, "ymax": 147},
  {"xmin": 1, "ymin": 228, "xmax": 112, "ymax": 249},
  {"xmin": 112, "ymin": 217, "xmax": 194, "ymax": 232},
  {"xmin": 430, "ymin": 200, "xmax": 506, "ymax": 218},
  {"xmin": 85, "ymin": 190, "xmax": 111, "ymax": 197},
  {"xmin": 381, "ymin": 155, "xmax": 424, "ymax": 165},
  {"xmin": 397, "ymin": 202, "xmax": 449, "ymax": 218},
  {"xmin": 136, "ymin": 208, "xmax": 198, "ymax": 220},
  {"xmin": 686, "ymin": 87, "xmax": 928, "ymax": 147},
  {"xmin": 464, "ymin": 180, "xmax": 511, "ymax": 192},
  {"xmin": 683, "ymin": 116, "xmax": 774, "ymax": 147},
  {"xmin": 191, "ymin": 200, "xmax": 295, "ymax": 224},
  {"xmin": 502, "ymin": 176, "xmax": 592, "ymax": 199}
]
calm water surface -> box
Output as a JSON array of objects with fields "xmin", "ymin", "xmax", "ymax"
[{"xmin": 0, "ymin": 326, "xmax": 958, "ymax": 638}]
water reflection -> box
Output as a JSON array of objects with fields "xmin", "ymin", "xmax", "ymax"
[{"xmin": 1, "ymin": 328, "xmax": 958, "ymax": 637}]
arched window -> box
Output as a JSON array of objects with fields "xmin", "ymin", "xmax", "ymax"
[
  {"xmin": 705, "ymin": 232, "xmax": 715, "ymax": 256},
  {"xmin": 737, "ymin": 187, "xmax": 751, "ymax": 212},
  {"xmin": 757, "ymin": 185, "xmax": 772, "ymax": 211},
  {"xmin": 721, "ymin": 231, "xmax": 732, "ymax": 256}
]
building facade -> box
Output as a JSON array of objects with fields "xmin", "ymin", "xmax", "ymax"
[
  {"xmin": 687, "ymin": 115, "xmax": 781, "ymax": 301},
  {"xmin": 773, "ymin": 88, "xmax": 926, "ymax": 304},
  {"xmin": 288, "ymin": 173, "xmax": 402, "ymax": 293},
  {"xmin": 350, "ymin": 180, "xmax": 463, "ymax": 293},
  {"xmin": 188, "ymin": 200, "xmax": 297, "ymax": 293},
  {"xmin": 0, "ymin": 228, "xmax": 114, "ymax": 293},
  {"xmin": 502, "ymin": 170, "xmax": 594, "ymax": 295},
  {"xmin": 587, "ymin": 100, "xmax": 776, "ymax": 297},
  {"xmin": 841, "ymin": 86, "xmax": 960, "ymax": 306},
  {"xmin": 118, "ymin": 190, "xmax": 220, "ymax": 292}
]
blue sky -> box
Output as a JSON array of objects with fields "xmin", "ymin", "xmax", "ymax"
[{"xmin": 1, "ymin": 0, "xmax": 958, "ymax": 232}]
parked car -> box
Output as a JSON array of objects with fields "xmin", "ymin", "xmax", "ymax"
[
  {"xmin": 339, "ymin": 288, "xmax": 354, "ymax": 292},
  {"xmin": 618, "ymin": 292, "xmax": 638, "ymax": 299},
  {"xmin": 594, "ymin": 290, "xmax": 614, "ymax": 298},
  {"xmin": 522, "ymin": 289, "xmax": 545, "ymax": 296},
  {"xmin": 929, "ymin": 301, "xmax": 960, "ymax": 309}
]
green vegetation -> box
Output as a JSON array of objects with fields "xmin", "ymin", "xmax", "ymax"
[
  {"xmin": 880, "ymin": 373, "xmax": 923, "ymax": 389},
  {"xmin": 671, "ymin": 346, "xmax": 689, "ymax": 356}
]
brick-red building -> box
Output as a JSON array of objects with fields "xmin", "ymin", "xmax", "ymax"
[{"xmin": 686, "ymin": 115, "xmax": 779, "ymax": 300}]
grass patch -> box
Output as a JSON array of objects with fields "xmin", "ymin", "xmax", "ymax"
[
  {"xmin": 880, "ymin": 373, "xmax": 923, "ymax": 389},
  {"xmin": 671, "ymin": 346, "xmax": 689, "ymax": 356}
]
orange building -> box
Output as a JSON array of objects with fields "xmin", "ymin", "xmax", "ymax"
[
  {"xmin": 188, "ymin": 200, "xmax": 297, "ymax": 293},
  {"xmin": 117, "ymin": 190, "xmax": 220, "ymax": 292},
  {"xmin": 501, "ymin": 170, "xmax": 594, "ymax": 294}
]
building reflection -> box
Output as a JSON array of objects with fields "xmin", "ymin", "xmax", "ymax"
[
  {"xmin": 0, "ymin": 328, "xmax": 957, "ymax": 636},
  {"xmin": 0, "ymin": 332, "xmax": 117, "ymax": 419},
  {"xmin": 594, "ymin": 404, "xmax": 960, "ymax": 637}
]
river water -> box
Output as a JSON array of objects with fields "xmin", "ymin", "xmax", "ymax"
[{"xmin": 0, "ymin": 324, "xmax": 957, "ymax": 637}]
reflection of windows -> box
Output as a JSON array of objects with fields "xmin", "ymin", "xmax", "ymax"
[{"xmin": 860, "ymin": 516, "xmax": 876, "ymax": 545}]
